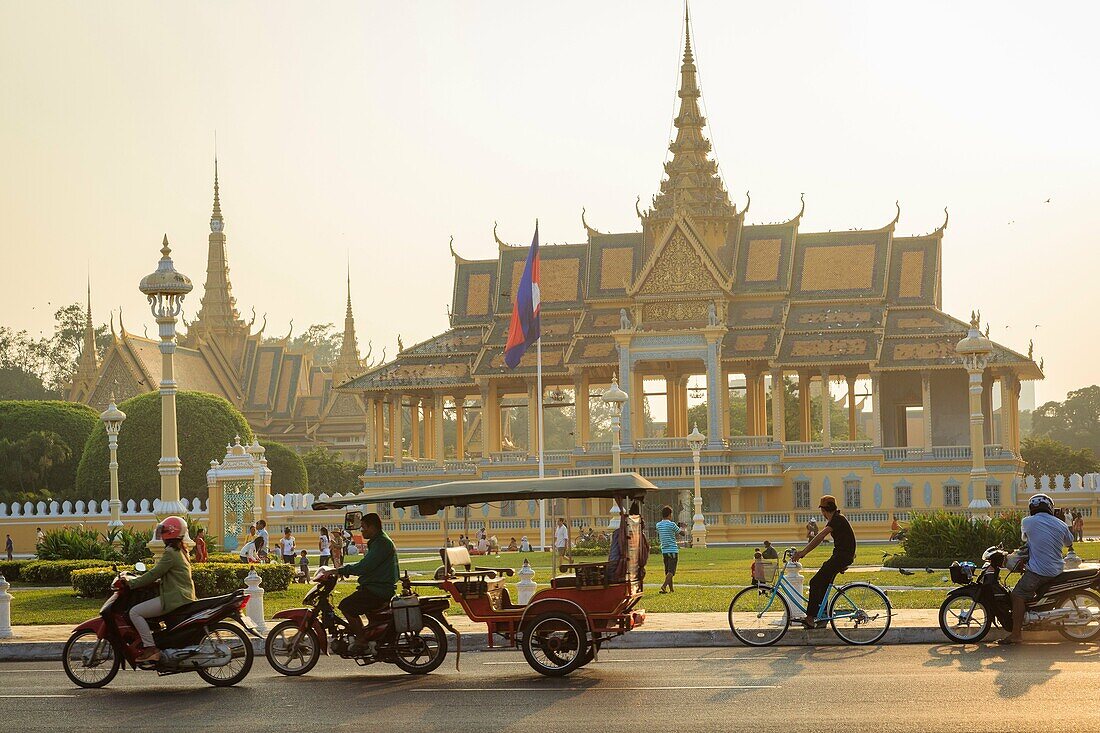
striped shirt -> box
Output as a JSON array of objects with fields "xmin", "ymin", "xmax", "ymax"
[{"xmin": 655, "ymin": 519, "xmax": 679, "ymax": 554}]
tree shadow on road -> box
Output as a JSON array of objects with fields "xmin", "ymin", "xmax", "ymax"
[{"xmin": 924, "ymin": 642, "xmax": 1100, "ymax": 698}]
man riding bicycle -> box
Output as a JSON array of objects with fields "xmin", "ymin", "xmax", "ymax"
[
  {"xmin": 792, "ymin": 494, "xmax": 856, "ymax": 629},
  {"xmin": 325, "ymin": 512, "xmax": 399, "ymax": 653}
]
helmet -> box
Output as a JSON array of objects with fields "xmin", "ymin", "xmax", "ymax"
[
  {"xmin": 155, "ymin": 516, "xmax": 188, "ymax": 542},
  {"xmin": 1028, "ymin": 493, "xmax": 1055, "ymax": 515}
]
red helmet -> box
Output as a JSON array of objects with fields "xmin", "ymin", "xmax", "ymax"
[{"xmin": 156, "ymin": 516, "xmax": 188, "ymax": 542}]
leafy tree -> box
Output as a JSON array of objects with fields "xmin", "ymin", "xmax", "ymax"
[
  {"xmin": 0, "ymin": 400, "xmax": 100, "ymax": 500},
  {"xmin": 1032, "ymin": 385, "xmax": 1100, "ymax": 457},
  {"xmin": 281, "ymin": 323, "xmax": 341, "ymax": 366},
  {"xmin": 0, "ymin": 365, "xmax": 56, "ymax": 400},
  {"xmin": 259, "ymin": 440, "xmax": 308, "ymax": 492},
  {"xmin": 1021, "ymin": 436, "xmax": 1100, "ymax": 478},
  {"xmin": 301, "ymin": 447, "xmax": 365, "ymax": 493},
  {"xmin": 76, "ymin": 390, "xmax": 253, "ymax": 502},
  {"xmin": 2, "ymin": 430, "xmax": 71, "ymax": 493},
  {"xmin": 686, "ymin": 377, "xmax": 862, "ymax": 440},
  {"xmin": 0, "ymin": 304, "xmax": 111, "ymax": 395}
]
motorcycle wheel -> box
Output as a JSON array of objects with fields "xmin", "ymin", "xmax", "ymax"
[
  {"xmin": 938, "ymin": 595, "xmax": 992, "ymax": 643},
  {"xmin": 195, "ymin": 623, "xmax": 255, "ymax": 687},
  {"xmin": 265, "ymin": 620, "xmax": 321, "ymax": 676},
  {"xmin": 391, "ymin": 616, "xmax": 448, "ymax": 675},
  {"xmin": 62, "ymin": 630, "xmax": 121, "ymax": 689},
  {"xmin": 1057, "ymin": 590, "xmax": 1100, "ymax": 642}
]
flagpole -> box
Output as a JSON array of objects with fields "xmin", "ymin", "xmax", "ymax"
[{"xmin": 537, "ymin": 335, "xmax": 546, "ymax": 551}]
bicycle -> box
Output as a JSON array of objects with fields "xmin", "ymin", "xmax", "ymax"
[{"xmin": 729, "ymin": 548, "xmax": 892, "ymax": 646}]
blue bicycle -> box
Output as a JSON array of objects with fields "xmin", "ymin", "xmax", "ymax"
[{"xmin": 729, "ymin": 548, "xmax": 892, "ymax": 646}]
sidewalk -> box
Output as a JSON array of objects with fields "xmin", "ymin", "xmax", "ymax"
[{"xmin": 1, "ymin": 608, "xmax": 1046, "ymax": 661}]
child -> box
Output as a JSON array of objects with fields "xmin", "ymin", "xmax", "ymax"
[
  {"xmin": 751, "ymin": 550, "xmax": 767, "ymax": 587},
  {"xmin": 296, "ymin": 549, "xmax": 310, "ymax": 583}
]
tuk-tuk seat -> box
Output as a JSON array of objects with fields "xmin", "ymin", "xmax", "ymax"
[{"xmin": 441, "ymin": 546, "xmax": 508, "ymax": 598}]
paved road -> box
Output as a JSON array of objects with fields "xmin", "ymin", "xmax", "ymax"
[{"xmin": 2, "ymin": 644, "xmax": 1097, "ymax": 732}]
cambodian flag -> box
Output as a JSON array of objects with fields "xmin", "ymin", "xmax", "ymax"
[{"xmin": 504, "ymin": 223, "xmax": 541, "ymax": 369}]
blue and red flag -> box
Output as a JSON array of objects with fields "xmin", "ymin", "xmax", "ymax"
[{"xmin": 504, "ymin": 223, "xmax": 541, "ymax": 369}]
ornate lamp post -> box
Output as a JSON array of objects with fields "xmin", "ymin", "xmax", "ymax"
[
  {"xmin": 602, "ymin": 374, "xmax": 628, "ymax": 529},
  {"xmin": 687, "ymin": 423, "xmax": 707, "ymax": 548},
  {"xmin": 139, "ymin": 235, "xmax": 193, "ymax": 520},
  {"xmin": 99, "ymin": 398, "xmax": 126, "ymax": 532},
  {"xmin": 956, "ymin": 312, "xmax": 994, "ymax": 519}
]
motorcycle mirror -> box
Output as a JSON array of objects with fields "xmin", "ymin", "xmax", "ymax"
[
  {"xmin": 344, "ymin": 510, "xmax": 363, "ymax": 532},
  {"xmin": 133, "ymin": 562, "xmax": 147, "ymax": 573}
]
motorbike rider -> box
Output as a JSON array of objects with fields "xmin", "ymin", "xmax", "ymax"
[
  {"xmin": 325, "ymin": 512, "xmax": 399, "ymax": 653},
  {"xmin": 1000, "ymin": 493, "xmax": 1074, "ymax": 645},
  {"xmin": 125, "ymin": 516, "xmax": 198, "ymax": 662}
]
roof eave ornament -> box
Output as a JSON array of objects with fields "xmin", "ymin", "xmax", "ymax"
[
  {"xmin": 284, "ymin": 319, "xmax": 294, "ymax": 342},
  {"xmin": 932, "ymin": 207, "xmax": 950, "ymax": 236},
  {"xmin": 884, "ymin": 200, "xmax": 901, "ymax": 231},
  {"xmin": 742, "ymin": 190, "xmax": 751, "ymax": 218},
  {"xmin": 493, "ymin": 221, "xmax": 513, "ymax": 249},
  {"xmin": 581, "ymin": 207, "xmax": 604, "ymax": 238}
]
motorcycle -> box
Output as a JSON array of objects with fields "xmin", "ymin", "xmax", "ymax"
[
  {"xmin": 62, "ymin": 563, "xmax": 259, "ymax": 688},
  {"xmin": 265, "ymin": 568, "xmax": 455, "ymax": 675},
  {"xmin": 939, "ymin": 545, "xmax": 1100, "ymax": 643}
]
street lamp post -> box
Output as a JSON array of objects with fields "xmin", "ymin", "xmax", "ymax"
[
  {"xmin": 100, "ymin": 398, "xmax": 126, "ymax": 534},
  {"xmin": 956, "ymin": 312, "xmax": 994, "ymax": 519},
  {"xmin": 602, "ymin": 374, "xmax": 628, "ymax": 529},
  {"xmin": 687, "ymin": 423, "xmax": 707, "ymax": 548},
  {"xmin": 139, "ymin": 235, "xmax": 193, "ymax": 521}
]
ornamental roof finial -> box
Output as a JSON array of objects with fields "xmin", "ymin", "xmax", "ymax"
[{"xmin": 211, "ymin": 156, "xmax": 222, "ymax": 223}]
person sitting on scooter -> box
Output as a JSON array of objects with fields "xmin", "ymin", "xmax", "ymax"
[
  {"xmin": 1000, "ymin": 493, "xmax": 1074, "ymax": 646},
  {"xmin": 125, "ymin": 516, "xmax": 198, "ymax": 662},
  {"xmin": 326, "ymin": 512, "xmax": 399, "ymax": 653}
]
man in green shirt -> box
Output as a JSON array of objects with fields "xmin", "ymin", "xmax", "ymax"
[{"xmin": 328, "ymin": 512, "xmax": 399, "ymax": 651}]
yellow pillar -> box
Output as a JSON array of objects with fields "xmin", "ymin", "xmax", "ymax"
[
  {"xmin": 632, "ymin": 372, "xmax": 645, "ymax": 441},
  {"xmin": 745, "ymin": 372, "xmax": 757, "ymax": 436},
  {"xmin": 391, "ymin": 395, "xmax": 404, "ymax": 467},
  {"xmin": 771, "ymin": 369, "xmax": 785, "ymax": 443},
  {"xmin": 574, "ymin": 374, "xmax": 590, "ymax": 449},
  {"xmin": 433, "ymin": 393, "xmax": 445, "ymax": 465},
  {"xmin": 921, "ymin": 371, "xmax": 933, "ymax": 450},
  {"xmin": 798, "ymin": 372, "xmax": 812, "ymax": 441},
  {"xmin": 365, "ymin": 397, "xmax": 376, "ymax": 465},
  {"xmin": 375, "ymin": 399, "xmax": 385, "ymax": 460},
  {"xmin": 455, "ymin": 398, "xmax": 466, "ymax": 460},
  {"xmin": 821, "ymin": 368, "xmax": 832, "ymax": 449},
  {"xmin": 666, "ymin": 376, "xmax": 678, "ymax": 437},
  {"xmin": 847, "ymin": 375, "xmax": 857, "ymax": 441},
  {"xmin": 757, "ymin": 373, "xmax": 769, "ymax": 435},
  {"xmin": 410, "ymin": 397, "xmax": 421, "ymax": 458},
  {"xmin": 527, "ymin": 381, "xmax": 540, "ymax": 456}
]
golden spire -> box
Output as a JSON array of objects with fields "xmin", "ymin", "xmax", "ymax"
[
  {"xmin": 190, "ymin": 158, "xmax": 244, "ymax": 339},
  {"xmin": 70, "ymin": 278, "xmax": 99, "ymax": 401},
  {"xmin": 211, "ymin": 156, "xmax": 223, "ymax": 224},
  {"xmin": 648, "ymin": 3, "xmax": 733, "ymax": 224},
  {"xmin": 333, "ymin": 266, "xmax": 362, "ymax": 382}
]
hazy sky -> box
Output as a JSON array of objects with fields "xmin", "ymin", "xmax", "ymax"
[{"xmin": 1, "ymin": 1, "xmax": 1096, "ymax": 405}]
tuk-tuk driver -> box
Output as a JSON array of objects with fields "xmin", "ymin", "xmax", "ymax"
[{"xmin": 325, "ymin": 512, "xmax": 400, "ymax": 652}]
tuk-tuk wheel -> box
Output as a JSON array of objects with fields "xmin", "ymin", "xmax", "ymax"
[{"xmin": 521, "ymin": 612, "xmax": 589, "ymax": 677}]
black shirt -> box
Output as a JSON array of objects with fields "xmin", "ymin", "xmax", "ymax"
[
  {"xmin": 761, "ymin": 546, "xmax": 779, "ymax": 560},
  {"xmin": 827, "ymin": 512, "xmax": 856, "ymax": 559}
]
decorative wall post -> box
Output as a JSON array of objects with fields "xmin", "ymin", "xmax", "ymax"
[
  {"xmin": 0, "ymin": 575, "xmax": 12, "ymax": 639},
  {"xmin": 138, "ymin": 236, "xmax": 192, "ymax": 520},
  {"xmin": 99, "ymin": 399, "xmax": 126, "ymax": 531},
  {"xmin": 687, "ymin": 424, "xmax": 707, "ymax": 548},
  {"xmin": 244, "ymin": 568, "xmax": 267, "ymax": 633},
  {"xmin": 956, "ymin": 313, "xmax": 994, "ymax": 518}
]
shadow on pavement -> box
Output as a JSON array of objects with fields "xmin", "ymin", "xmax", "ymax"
[{"xmin": 924, "ymin": 642, "xmax": 1100, "ymax": 698}]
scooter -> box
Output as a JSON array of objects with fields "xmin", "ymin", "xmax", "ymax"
[
  {"xmin": 62, "ymin": 563, "xmax": 260, "ymax": 688},
  {"xmin": 265, "ymin": 568, "xmax": 456, "ymax": 676},
  {"xmin": 939, "ymin": 545, "xmax": 1100, "ymax": 643}
]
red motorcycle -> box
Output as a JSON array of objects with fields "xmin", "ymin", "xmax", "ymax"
[{"xmin": 62, "ymin": 563, "xmax": 259, "ymax": 688}]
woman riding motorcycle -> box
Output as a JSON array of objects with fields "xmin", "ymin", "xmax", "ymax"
[{"xmin": 125, "ymin": 516, "xmax": 198, "ymax": 662}]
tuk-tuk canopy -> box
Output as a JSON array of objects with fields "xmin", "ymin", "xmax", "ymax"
[{"xmin": 311, "ymin": 472, "xmax": 657, "ymax": 515}]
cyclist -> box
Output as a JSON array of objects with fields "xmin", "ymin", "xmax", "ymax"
[{"xmin": 792, "ymin": 494, "xmax": 856, "ymax": 629}]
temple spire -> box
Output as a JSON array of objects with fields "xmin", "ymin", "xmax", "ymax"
[
  {"xmin": 333, "ymin": 267, "xmax": 362, "ymax": 383},
  {"xmin": 211, "ymin": 156, "xmax": 223, "ymax": 224},
  {"xmin": 190, "ymin": 158, "xmax": 244, "ymax": 339},
  {"xmin": 69, "ymin": 279, "xmax": 99, "ymax": 402}
]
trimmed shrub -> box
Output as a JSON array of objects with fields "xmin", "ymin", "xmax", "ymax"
[
  {"xmin": 76, "ymin": 391, "xmax": 253, "ymax": 502},
  {"xmin": 23, "ymin": 559, "xmax": 112, "ymax": 585},
  {"xmin": 571, "ymin": 547, "xmax": 611, "ymax": 557},
  {"xmin": 899, "ymin": 510, "xmax": 1023, "ymax": 565},
  {"xmin": 260, "ymin": 440, "xmax": 308, "ymax": 493},
  {"xmin": 202, "ymin": 552, "xmax": 244, "ymax": 564},
  {"xmin": 0, "ymin": 559, "xmax": 31, "ymax": 581},
  {"xmin": 71, "ymin": 561, "xmax": 293, "ymax": 598},
  {"xmin": 0, "ymin": 400, "xmax": 100, "ymax": 500}
]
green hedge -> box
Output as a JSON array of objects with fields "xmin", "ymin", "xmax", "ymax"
[
  {"xmin": 0, "ymin": 559, "xmax": 31, "ymax": 581},
  {"xmin": 259, "ymin": 440, "xmax": 308, "ymax": 493},
  {"xmin": 0, "ymin": 400, "xmax": 100, "ymax": 500},
  {"xmin": 571, "ymin": 547, "xmax": 611, "ymax": 557},
  {"xmin": 202, "ymin": 552, "xmax": 244, "ymax": 564},
  {"xmin": 71, "ymin": 562, "xmax": 293, "ymax": 598},
  {"xmin": 902, "ymin": 510, "xmax": 1022, "ymax": 563},
  {"xmin": 22, "ymin": 559, "xmax": 113, "ymax": 585},
  {"xmin": 76, "ymin": 391, "xmax": 253, "ymax": 502}
]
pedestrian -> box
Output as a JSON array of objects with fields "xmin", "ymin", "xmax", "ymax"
[
  {"xmin": 761, "ymin": 540, "xmax": 778, "ymax": 560},
  {"xmin": 297, "ymin": 549, "xmax": 310, "ymax": 583},
  {"xmin": 318, "ymin": 527, "xmax": 332, "ymax": 566},
  {"xmin": 193, "ymin": 528, "xmax": 208, "ymax": 562},
  {"xmin": 1073, "ymin": 512, "xmax": 1085, "ymax": 543},
  {"xmin": 36, "ymin": 527, "xmax": 45, "ymax": 544},
  {"xmin": 330, "ymin": 528, "xmax": 343, "ymax": 568},
  {"xmin": 239, "ymin": 535, "xmax": 264, "ymax": 563},
  {"xmin": 520, "ymin": 535, "xmax": 531, "ymax": 552},
  {"xmin": 656, "ymin": 505, "xmax": 679, "ymax": 593},
  {"xmin": 5, "ymin": 534, "xmax": 13, "ymax": 561},
  {"xmin": 751, "ymin": 550, "xmax": 767, "ymax": 587},
  {"xmin": 280, "ymin": 527, "xmax": 296, "ymax": 564},
  {"xmin": 256, "ymin": 520, "xmax": 270, "ymax": 562},
  {"xmin": 555, "ymin": 518, "xmax": 571, "ymax": 563}
]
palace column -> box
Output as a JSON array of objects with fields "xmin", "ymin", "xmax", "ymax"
[
  {"xmin": 921, "ymin": 372, "xmax": 934, "ymax": 451},
  {"xmin": 820, "ymin": 368, "xmax": 832, "ymax": 450},
  {"xmin": 614, "ymin": 334, "xmax": 633, "ymax": 449},
  {"xmin": 479, "ymin": 384, "xmax": 492, "ymax": 459},
  {"xmin": 410, "ymin": 397, "xmax": 421, "ymax": 459},
  {"xmin": 392, "ymin": 395, "xmax": 404, "ymax": 467},
  {"xmin": 665, "ymin": 376, "xmax": 679, "ymax": 437},
  {"xmin": 797, "ymin": 371, "xmax": 812, "ymax": 441},
  {"xmin": 745, "ymin": 371, "xmax": 757, "ymax": 436},
  {"xmin": 527, "ymin": 380, "xmax": 540, "ymax": 457},
  {"xmin": 574, "ymin": 373, "xmax": 590, "ymax": 452},
  {"xmin": 1004, "ymin": 374, "xmax": 1021, "ymax": 455},
  {"xmin": 870, "ymin": 372, "xmax": 883, "ymax": 447},
  {"xmin": 982, "ymin": 372, "xmax": 996, "ymax": 445},
  {"xmin": 846, "ymin": 375, "xmax": 857, "ymax": 440},
  {"xmin": 455, "ymin": 397, "xmax": 466, "ymax": 461},
  {"xmin": 678, "ymin": 375, "xmax": 691, "ymax": 437},
  {"xmin": 365, "ymin": 397, "xmax": 376, "ymax": 465},
  {"xmin": 432, "ymin": 393, "xmax": 445, "ymax": 465},
  {"xmin": 957, "ymin": 321, "xmax": 994, "ymax": 515},
  {"xmin": 374, "ymin": 399, "xmax": 385, "ymax": 461},
  {"xmin": 757, "ymin": 372, "xmax": 769, "ymax": 437},
  {"xmin": 704, "ymin": 332, "xmax": 725, "ymax": 449},
  {"xmin": 771, "ymin": 369, "xmax": 786, "ymax": 443}
]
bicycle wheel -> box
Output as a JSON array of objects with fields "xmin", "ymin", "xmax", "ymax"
[
  {"xmin": 729, "ymin": 585, "xmax": 790, "ymax": 647},
  {"xmin": 829, "ymin": 582, "xmax": 891, "ymax": 645}
]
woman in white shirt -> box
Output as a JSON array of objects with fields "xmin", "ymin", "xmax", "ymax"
[
  {"xmin": 279, "ymin": 528, "xmax": 296, "ymax": 564},
  {"xmin": 318, "ymin": 528, "xmax": 332, "ymax": 566},
  {"xmin": 239, "ymin": 535, "xmax": 265, "ymax": 563}
]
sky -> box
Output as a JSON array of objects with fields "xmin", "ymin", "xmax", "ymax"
[{"xmin": 1, "ymin": 1, "xmax": 1097, "ymax": 406}]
